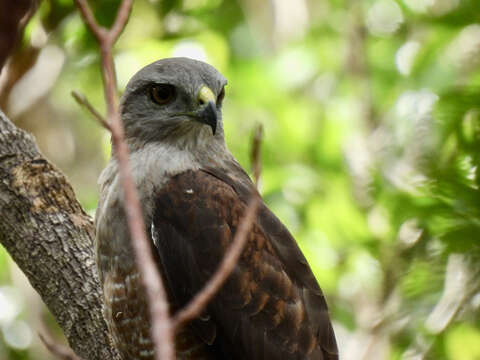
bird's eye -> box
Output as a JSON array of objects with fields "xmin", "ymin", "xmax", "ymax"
[
  {"xmin": 150, "ymin": 84, "xmax": 176, "ymax": 105},
  {"xmin": 217, "ymin": 86, "xmax": 225, "ymax": 107}
]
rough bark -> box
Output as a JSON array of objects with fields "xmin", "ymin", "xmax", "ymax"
[{"xmin": 0, "ymin": 109, "xmax": 120, "ymax": 360}]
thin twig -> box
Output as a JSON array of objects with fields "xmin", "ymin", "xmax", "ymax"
[
  {"xmin": 172, "ymin": 195, "xmax": 261, "ymax": 330},
  {"xmin": 173, "ymin": 122, "xmax": 264, "ymax": 330},
  {"xmin": 71, "ymin": 91, "xmax": 111, "ymax": 131},
  {"xmin": 74, "ymin": 0, "xmax": 263, "ymax": 357},
  {"xmin": 73, "ymin": 0, "xmax": 107, "ymax": 42},
  {"xmin": 111, "ymin": 128, "xmax": 174, "ymax": 360},
  {"xmin": 72, "ymin": 1, "xmax": 175, "ymax": 360},
  {"xmin": 250, "ymin": 123, "xmax": 264, "ymax": 189},
  {"xmin": 109, "ymin": 0, "xmax": 133, "ymax": 43},
  {"xmin": 39, "ymin": 332, "xmax": 85, "ymax": 360}
]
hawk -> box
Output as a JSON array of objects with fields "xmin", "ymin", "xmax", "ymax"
[{"xmin": 95, "ymin": 58, "xmax": 338, "ymax": 360}]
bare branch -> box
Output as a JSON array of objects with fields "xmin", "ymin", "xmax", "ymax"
[
  {"xmin": 111, "ymin": 132, "xmax": 175, "ymax": 360},
  {"xmin": 109, "ymin": 0, "xmax": 133, "ymax": 44},
  {"xmin": 71, "ymin": 91, "xmax": 111, "ymax": 131},
  {"xmin": 72, "ymin": 1, "xmax": 175, "ymax": 359},
  {"xmin": 73, "ymin": 0, "xmax": 107, "ymax": 41},
  {"xmin": 173, "ymin": 122, "xmax": 264, "ymax": 331},
  {"xmin": 74, "ymin": 0, "xmax": 263, "ymax": 356},
  {"xmin": 39, "ymin": 332, "xmax": 85, "ymax": 360},
  {"xmin": 250, "ymin": 123, "xmax": 264, "ymax": 189},
  {"xmin": 173, "ymin": 195, "xmax": 261, "ymax": 330}
]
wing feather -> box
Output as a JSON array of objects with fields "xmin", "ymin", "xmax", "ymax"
[{"xmin": 152, "ymin": 169, "xmax": 338, "ymax": 360}]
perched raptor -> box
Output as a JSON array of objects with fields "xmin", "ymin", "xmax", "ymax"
[{"xmin": 95, "ymin": 58, "xmax": 338, "ymax": 360}]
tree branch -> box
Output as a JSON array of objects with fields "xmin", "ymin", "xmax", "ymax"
[
  {"xmin": 73, "ymin": 0, "xmax": 107, "ymax": 42},
  {"xmin": 72, "ymin": 1, "xmax": 175, "ymax": 359},
  {"xmin": 173, "ymin": 122, "xmax": 264, "ymax": 331},
  {"xmin": 0, "ymin": 110, "xmax": 120, "ymax": 360},
  {"xmin": 109, "ymin": 0, "xmax": 134, "ymax": 44},
  {"xmin": 0, "ymin": 0, "xmax": 267, "ymax": 359},
  {"xmin": 172, "ymin": 195, "xmax": 260, "ymax": 330},
  {"xmin": 39, "ymin": 331, "xmax": 84, "ymax": 360},
  {"xmin": 71, "ymin": 91, "xmax": 111, "ymax": 131}
]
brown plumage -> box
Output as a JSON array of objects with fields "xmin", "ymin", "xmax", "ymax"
[
  {"xmin": 95, "ymin": 57, "xmax": 338, "ymax": 360},
  {"xmin": 152, "ymin": 169, "xmax": 338, "ymax": 359}
]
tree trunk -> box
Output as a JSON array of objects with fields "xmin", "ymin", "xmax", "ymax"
[{"xmin": 0, "ymin": 109, "xmax": 120, "ymax": 360}]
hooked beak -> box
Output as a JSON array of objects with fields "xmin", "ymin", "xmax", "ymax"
[{"xmin": 195, "ymin": 86, "xmax": 217, "ymax": 135}]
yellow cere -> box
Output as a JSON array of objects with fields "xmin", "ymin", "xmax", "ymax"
[{"xmin": 197, "ymin": 85, "xmax": 216, "ymax": 105}]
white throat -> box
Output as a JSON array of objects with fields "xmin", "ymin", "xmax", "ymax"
[{"xmin": 97, "ymin": 135, "xmax": 233, "ymax": 223}]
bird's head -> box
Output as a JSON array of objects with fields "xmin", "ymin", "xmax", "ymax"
[{"xmin": 120, "ymin": 57, "xmax": 227, "ymax": 148}]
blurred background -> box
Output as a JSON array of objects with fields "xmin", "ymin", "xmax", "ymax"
[{"xmin": 1, "ymin": 0, "xmax": 480, "ymax": 359}]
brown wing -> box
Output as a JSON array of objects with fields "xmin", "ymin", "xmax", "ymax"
[{"xmin": 152, "ymin": 169, "xmax": 338, "ymax": 360}]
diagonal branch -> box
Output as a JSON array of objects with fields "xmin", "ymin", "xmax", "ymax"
[
  {"xmin": 172, "ymin": 195, "xmax": 260, "ymax": 330},
  {"xmin": 109, "ymin": 0, "xmax": 133, "ymax": 44},
  {"xmin": 73, "ymin": 0, "xmax": 107, "ymax": 41},
  {"xmin": 71, "ymin": 91, "xmax": 111, "ymax": 131},
  {"xmin": 74, "ymin": 1, "xmax": 264, "ymax": 358},
  {"xmin": 173, "ymin": 122, "xmax": 264, "ymax": 331},
  {"xmin": 39, "ymin": 331, "xmax": 85, "ymax": 360},
  {"xmin": 72, "ymin": 1, "xmax": 174, "ymax": 360}
]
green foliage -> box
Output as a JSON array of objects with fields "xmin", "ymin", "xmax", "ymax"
[{"xmin": 2, "ymin": 0, "xmax": 480, "ymax": 358}]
